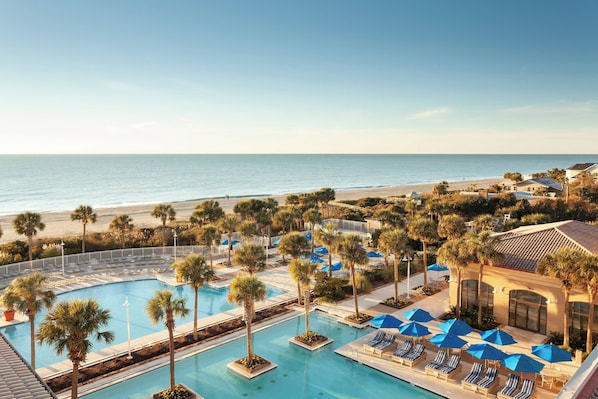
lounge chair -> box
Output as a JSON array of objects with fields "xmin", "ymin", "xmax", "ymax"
[
  {"xmin": 461, "ymin": 362, "xmax": 484, "ymax": 391},
  {"xmin": 395, "ymin": 343, "xmax": 426, "ymax": 367},
  {"xmin": 392, "ymin": 339, "xmax": 413, "ymax": 359},
  {"xmin": 436, "ymin": 354, "xmax": 462, "ymax": 381},
  {"xmin": 475, "ymin": 367, "xmax": 499, "ymax": 397},
  {"xmin": 425, "ymin": 350, "xmax": 448, "ymax": 375},
  {"xmin": 497, "ymin": 374, "xmax": 520, "ymax": 399},
  {"xmin": 513, "ymin": 379, "xmax": 535, "ymax": 399},
  {"xmin": 372, "ymin": 333, "xmax": 396, "ymax": 356},
  {"xmin": 363, "ymin": 330, "xmax": 385, "ymax": 351}
]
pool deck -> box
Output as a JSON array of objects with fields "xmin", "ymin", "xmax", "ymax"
[{"xmin": 1, "ymin": 252, "xmax": 578, "ymax": 399}]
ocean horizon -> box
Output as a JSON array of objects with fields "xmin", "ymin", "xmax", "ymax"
[{"xmin": 1, "ymin": 154, "xmax": 595, "ymax": 216}]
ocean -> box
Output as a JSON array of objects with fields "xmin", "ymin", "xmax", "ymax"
[{"xmin": 0, "ymin": 154, "xmax": 595, "ymax": 216}]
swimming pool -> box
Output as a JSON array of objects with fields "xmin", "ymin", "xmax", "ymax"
[
  {"xmin": 82, "ymin": 312, "xmax": 443, "ymax": 399},
  {"xmin": 0, "ymin": 279, "xmax": 283, "ymax": 368}
]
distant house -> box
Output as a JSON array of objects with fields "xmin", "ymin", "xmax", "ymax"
[
  {"xmin": 566, "ymin": 162, "xmax": 598, "ymax": 181},
  {"xmin": 515, "ymin": 178, "xmax": 563, "ymax": 196},
  {"xmin": 498, "ymin": 178, "xmax": 518, "ymax": 192}
]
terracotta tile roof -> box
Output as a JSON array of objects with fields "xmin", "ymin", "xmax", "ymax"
[
  {"xmin": 494, "ymin": 220, "xmax": 598, "ymax": 273},
  {"xmin": 0, "ymin": 333, "xmax": 57, "ymax": 399}
]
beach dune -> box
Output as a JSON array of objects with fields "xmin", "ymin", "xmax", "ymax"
[{"xmin": 0, "ymin": 178, "xmax": 497, "ymax": 244}]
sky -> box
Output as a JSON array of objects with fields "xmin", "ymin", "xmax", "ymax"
[{"xmin": 1, "ymin": 1, "xmax": 597, "ymax": 154}]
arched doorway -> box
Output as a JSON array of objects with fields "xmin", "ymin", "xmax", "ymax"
[{"xmin": 508, "ymin": 290, "xmax": 547, "ymax": 334}]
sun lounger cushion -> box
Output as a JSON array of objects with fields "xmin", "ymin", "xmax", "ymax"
[
  {"xmin": 437, "ymin": 354, "xmax": 460, "ymax": 374},
  {"xmin": 499, "ymin": 374, "xmax": 520, "ymax": 397},
  {"xmin": 476, "ymin": 367, "xmax": 498, "ymax": 388},
  {"xmin": 463, "ymin": 362, "xmax": 484, "ymax": 384},
  {"xmin": 393, "ymin": 340, "xmax": 413, "ymax": 357},
  {"xmin": 373, "ymin": 333, "xmax": 395, "ymax": 351},
  {"xmin": 404, "ymin": 343, "xmax": 425, "ymax": 360},
  {"xmin": 513, "ymin": 379, "xmax": 535, "ymax": 399},
  {"xmin": 426, "ymin": 350, "xmax": 447, "ymax": 370},
  {"xmin": 366, "ymin": 330, "xmax": 385, "ymax": 347}
]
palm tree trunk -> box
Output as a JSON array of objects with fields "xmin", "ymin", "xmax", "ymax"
[
  {"xmin": 310, "ymin": 229, "xmax": 315, "ymax": 254},
  {"xmin": 82, "ymin": 223, "xmax": 87, "ymax": 253},
  {"xmin": 71, "ymin": 361, "xmax": 79, "ymax": 399},
  {"xmin": 227, "ymin": 232, "xmax": 233, "ymax": 265},
  {"xmin": 477, "ymin": 263, "xmax": 484, "ymax": 327},
  {"xmin": 245, "ymin": 296, "xmax": 253, "ymax": 359},
  {"xmin": 564, "ymin": 291, "xmax": 570, "ymax": 348},
  {"xmin": 28, "ymin": 235, "xmax": 33, "ymax": 267},
  {"xmin": 456, "ymin": 268, "xmax": 462, "ymax": 319},
  {"xmin": 29, "ymin": 313, "xmax": 36, "ymax": 369},
  {"xmin": 304, "ymin": 284, "xmax": 310, "ymax": 333},
  {"xmin": 328, "ymin": 252, "xmax": 333, "ymax": 278},
  {"xmin": 422, "ymin": 242, "xmax": 428, "ymax": 288},
  {"xmin": 393, "ymin": 258, "xmax": 399, "ymax": 302},
  {"xmin": 168, "ymin": 324, "xmax": 175, "ymax": 392},
  {"xmin": 351, "ymin": 264, "xmax": 360, "ymax": 318},
  {"xmin": 587, "ymin": 291, "xmax": 595, "ymax": 352},
  {"xmin": 297, "ymin": 281, "xmax": 302, "ymax": 306},
  {"xmin": 208, "ymin": 245, "xmax": 214, "ymax": 271},
  {"xmin": 193, "ymin": 287, "xmax": 199, "ymax": 341}
]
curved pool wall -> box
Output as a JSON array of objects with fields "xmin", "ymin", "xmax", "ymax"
[
  {"xmin": 83, "ymin": 312, "xmax": 443, "ymax": 399},
  {"xmin": 0, "ymin": 279, "xmax": 283, "ymax": 369}
]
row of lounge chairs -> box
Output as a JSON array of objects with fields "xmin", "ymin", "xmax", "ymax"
[
  {"xmin": 392, "ymin": 342, "xmax": 427, "ymax": 367},
  {"xmin": 363, "ymin": 331, "xmax": 396, "ymax": 356},
  {"xmin": 461, "ymin": 363, "xmax": 499, "ymax": 396},
  {"xmin": 497, "ymin": 374, "xmax": 536, "ymax": 399},
  {"xmin": 424, "ymin": 351, "xmax": 461, "ymax": 381}
]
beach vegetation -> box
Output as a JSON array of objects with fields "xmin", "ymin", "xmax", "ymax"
[
  {"xmin": 151, "ymin": 204, "xmax": 176, "ymax": 248},
  {"xmin": 109, "ymin": 214, "xmax": 134, "ymax": 249},
  {"xmin": 438, "ymin": 237, "xmax": 470, "ymax": 319},
  {"xmin": 190, "ymin": 199, "xmax": 223, "ymax": 227},
  {"xmin": 378, "ymin": 228, "xmax": 409, "ymax": 301},
  {"xmin": 238, "ymin": 220, "xmax": 258, "ymax": 243},
  {"xmin": 71, "ymin": 205, "xmax": 97, "ymax": 253},
  {"xmin": 432, "ymin": 180, "xmax": 449, "ymax": 196},
  {"xmin": 278, "ymin": 233, "xmax": 310, "ymax": 304},
  {"xmin": 407, "ymin": 217, "xmax": 439, "ymax": 288},
  {"xmin": 146, "ymin": 289, "xmax": 189, "ymax": 396},
  {"xmin": 218, "ymin": 213, "xmax": 240, "ymax": 265},
  {"xmin": 273, "ymin": 208, "xmax": 296, "ymax": 233},
  {"xmin": 302, "ymin": 208, "xmax": 321, "ymax": 253},
  {"xmin": 437, "ymin": 214, "xmax": 467, "ymax": 240},
  {"xmin": 337, "ymin": 234, "xmax": 369, "ymax": 320},
  {"xmin": 37, "ymin": 298, "xmax": 113, "ymax": 399},
  {"xmin": 575, "ymin": 254, "xmax": 598, "ymax": 352},
  {"xmin": 315, "ymin": 222, "xmax": 341, "ymax": 278},
  {"xmin": 312, "ymin": 274, "xmax": 347, "ymax": 303},
  {"xmin": 13, "ymin": 211, "xmax": 45, "ymax": 263},
  {"xmin": 196, "ymin": 225, "xmax": 220, "ymax": 270},
  {"xmin": 233, "ymin": 242, "xmax": 266, "ymax": 276}
]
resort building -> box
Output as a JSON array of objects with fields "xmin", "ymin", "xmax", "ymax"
[
  {"xmin": 565, "ymin": 163, "xmax": 598, "ymax": 181},
  {"xmin": 450, "ymin": 220, "xmax": 598, "ymax": 340}
]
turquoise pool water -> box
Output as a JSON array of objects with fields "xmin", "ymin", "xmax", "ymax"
[
  {"xmin": 83, "ymin": 312, "xmax": 443, "ymax": 399},
  {"xmin": 0, "ymin": 279, "xmax": 283, "ymax": 368}
]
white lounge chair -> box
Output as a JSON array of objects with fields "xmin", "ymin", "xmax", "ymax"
[
  {"xmin": 475, "ymin": 367, "xmax": 499, "ymax": 397},
  {"xmin": 461, "ymin": 362, "xmax": 484, "ymax": 391},
  {"xmin": 497, "ymin": 374, "xmax": 520, "ymax": 399}
]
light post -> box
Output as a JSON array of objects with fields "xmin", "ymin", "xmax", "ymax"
[
  {"xmin": 60, "ymin": 240, "xmax": 65, "ymax": 276},
  {"xmin": 123, "ymin": 296, "xmax": 132, "ymax": 360},
  {"xmin": 263, "ymin": 234, "xmax": 268, "ymax": 267},
  {"xmin": 173, "ymin": 231, "xmax": 178, "ymax": 263},
  {"xmin": 401, "ymin": 255, "xmax": 413, "ymax": 299}
]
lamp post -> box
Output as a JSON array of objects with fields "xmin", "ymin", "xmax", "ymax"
[
  {"xmin": 123, "ymin": 296, "xmax": 133, "ymax": 359},
  {"xmin": 401, "ymin": 255, "xmax": 413, "ymax": 299},
  {"xmin": 60, "ymin": 240, "xmax": 65, "ymax": 276},
  {"xmin": 173, "ymin": 231, "xmax": 178, "ymax": 263},
  {"xmin": 263, "ymin": 234, "xmax": 268, "ymax": 267}
]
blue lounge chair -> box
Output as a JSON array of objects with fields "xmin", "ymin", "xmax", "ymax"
[
  {"xmin": 425, "ymin": 350, "xmax": 448, "ymax": 375},
  {"xmin": 437, "ymin": 354, "xmax": 462, "ymax": 381},
  {"xmin": 513, "ymin": 379, "xmax": 535, "ymax": 399},
  {"xmin": 373, "ymin": 333, "xmax": 396, "ymax": 355},
  {"xmin": 392, "ymin": 340, "xmax": 413, "ymax": 358},
  {"xmin": 475, "ymin": 367, "xmax": 499, "ymax": 397},
  {"xmin": 365, "ymin": 330, "xmax": 385, "ymax": 347},
  {"xmin": 396, "ymin": 343, "xmax": 426, "ymax": 367},
  {"xmin": 461, "ymin": 362, "xmax": 484, "ymax": 391},
  {"xmin": 497, "ymin": 374, "xmax": 520, "ymax": 399}
]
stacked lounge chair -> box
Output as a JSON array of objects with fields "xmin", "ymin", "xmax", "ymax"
[
  {"xmin": 372, "ymin": 333, "xmax": 396, "ymax": 356},
  {"xmin": 497, "ymin": 374, "xmax": 521, "ymax": 399},
  {"xmin": 513, "ymin": 379, "xmax": 536, "ymax": 399},
  {"xmin": 393, "ymin": 343, "xmax": 426, "ymax": 367},
  {"xmin": 475, "ymin": 367, "xmax": 499, "ymax": 397},
  {"xmin": 436, "ymin": 354, "xmax": 462, "ymax": 381},
  {"xmin": 363, "ymin": 330, "xmax": 385, "ymax": 352},
  {"xmin": 425, "ymin": 350, "xmax": 448, "ymax": 376},
  {"xmin": 392, "ymin": 340, "xmax": 413, "ymax": 359},
  {"xmin": 461, "ymin": 362, "xmax": 484, "ymax": 391}
]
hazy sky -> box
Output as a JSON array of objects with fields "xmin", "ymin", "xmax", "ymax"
[{"xmin": 1, "ymin": 1, "xmax": 597, "ymax": 154}]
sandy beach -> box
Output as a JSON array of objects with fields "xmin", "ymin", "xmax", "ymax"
[{"xmin": 0, "ymin": 178, "xmax": 498, "ymax": 244}]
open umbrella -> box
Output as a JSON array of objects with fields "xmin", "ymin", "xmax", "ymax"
[
  {"xmin": 404, "ymin": 308, "xmax": 434, "ymax": 322},
  {"xmin": 367, "ymin": 251, "xmax": 383, "ymax": 258},
  {"xmin": 305, "ymin": 232, "xmax": 312, "ymax": 240},
  {"xmin": 309, "ymin": 254, "xmax": 324, "ymax": 263},
  {"xmin": 439, "ymin": 319, "xmax": 473, "ymax": 336},
  {"xmin": 502, "ymin": 353, "xmax": 545, "ymax": 375},
  {"xmin": 321, "ymin": 262, "xmax": 342, "ymax": 272},
  {"xmin": 398, "ymin": 321, "xmax": 431, "ymax": 338},
  {"xmin": 315, "ymin": 247, "xmax": 329, "ymax": 255},
  {"xmin": 466, "ymin": 343, "xmax": 507, "ymax": 361},
  {"xmin": 531, "ymin": 344, "xmax": 572, "ymax": 365},
  {"xmin": 480, "ymin": 328, "xmax": 517, "ymax": 346},
  {"xmin": 370, "ymin": 314, "xmax": 403, "ymax": 329},
  {"xmin": 429, "ymin": 333, "xmax": 467, "ymax": 351},
  {"xmin": 427, "ymin": 263, "xmax": 449, "ymax": 272}
]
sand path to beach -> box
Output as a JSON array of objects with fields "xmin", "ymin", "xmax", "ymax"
[{"xmin": 0, "ymin": 178, "xmax": 498, "ymax": 243}]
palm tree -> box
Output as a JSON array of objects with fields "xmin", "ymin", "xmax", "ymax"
[
  {"xmin": 218, "ymin": 214, "xmax": 239, "ymax": 265},
  {"xmin": 70, "ymin": 205, "xmax": 97, "ymax": 253},
  {"xmin": 289, "ymin": 259, "xmax": 318, "ymax": 335},
  {"xmin": 577, "ymin": 255, "xmax": 598, "ymax": 352},
  {"xmin": 302, "ymin": 208, "xmax": 322, "ymax": 253},
  {"xmin": 315, "ymin": 222, "xmax": 341, "ymax": 278},
  {"xmin": 197, "ymin": 225, "xmax": 220, "ymax": 270},
  {"xmin": 433, "ymin": 180, "xmax": 449, "ymax": 196},
  {"xmin": 233, "ymin": 242, "xmax": 266, "ymax": 276},
  {"xmin": 278, "ymin": 232, "xmax": 310, "ymax": 305},
  {"xmin": 408, "ymin": 216, "xmax": 439, "ymax": 288},
  {"xmin": 337, "ymin": 234, "xmax": 369, "ymax": 320},
  {"xmin": 2, "ymin": 272, "xmax": 56, "ymax": 369},
  {"xmin": 472, "ymin": 214, "xmax": 495, "ymax": 233},
  {"xmin": 37, "ymin": 299, "xmax": 113, "ymax": 399},
  {"xmin": 13, "ymin": 211, "xmax": 45, "ymax": 265},
  {"xmin": 378, "ymin": 228, "xmax": 409, "ymax": 302},
  {"xmin": 191, "ymin": 199, "xmax": 224, "ymax": 227},
  {"xmin": 146, "ymin": 289, "xmax": 189, "ymax": 394},
  {"xmin": 438, "ymin": 214, "xmax": 467, "ymax": 240},
  {"xmin": 109, "ymin": 214, "xmax": 134, "ymax": 249},
  {"xmin": 171, "ymin": 254, "xmax": 214, "ymax": 340},
  {"xmin": 438, "ymin": 238, "xmax": 470, "ymax": 319},
  {"xmin": 466, "ymin": 231, "xmax": 503, "ymax": 326},
  {"xmin": 151, "ymin": 203, "xmax": 176, "ymax": 248},
  {"xmin": 537, "ymin": 248, "xmax": 586, "ymax": 348},
  {"xmin": 238, "ymin": 220, "xmax": 258, "ymax": 243},
  {"xmin": 227, "ymin": 275, "xmax": 267, "ymax": 368},
  {"xmin": 274, "ymin": 208, "xmax": 296, "ymax": 233}
]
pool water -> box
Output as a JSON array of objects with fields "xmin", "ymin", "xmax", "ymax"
[
  {"xmin": 0, "ymin": 279, "xmax": 283, "ymax": 368},
  {"xmin": 83, "ymin": 312, "xmax": 443, "ymax": 399}
]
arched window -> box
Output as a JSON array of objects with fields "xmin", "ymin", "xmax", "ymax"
[
  {"xmin": 569, "ymin": 302, "xmax": 598, "ymax": 345},
  {"xmin": 460, "ymin": 279, "xmax": 494, "ymax": 318},
  {"xmin": 508, "ymin": 290, "xmax": 547, "ymax": 334}
]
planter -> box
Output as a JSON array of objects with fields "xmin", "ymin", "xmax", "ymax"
[{"xmin": 4, "ymin": 310, "xmax": 15, "ymax": 321}]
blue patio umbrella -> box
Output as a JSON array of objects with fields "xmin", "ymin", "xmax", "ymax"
[
  {"xmin": 531, "ymin": 344, "xmax": 572, "ymax": 364},
  {"xmin": 429, "ymin": 333, "xmax": 468, "ymax": 350},
  {"xmin": 439, "ymin": 319, "xmax": 474, "ymax": 336},
  {"xmin": 220, "ymin": 239, "xmax": 240, "ymax": 246},
  {"xmin": 501, "ymin": 353, "xmax": 545, "ymax": 374},
  {"xmin": 480, "ymin": 328, "xmax": 517, "ymax": 346},
  {"xmin": 273, "ymin": 238, "xmax": 281, "ymax": 246},
  {"xmin": 370, "ymin": 314, "xmax": 403, "ymax": 329},
  {"xmin": 321, "ymin": 262, "xmax": 342, "ymax": 272},
  {"xmin": 427, "ymin": 263, "xmax": 449, "ymax": 272},
  {"xmin": 309, "ymin": 254, "xmax": 324, "ymax": 264},
  {"xmin": 398, "ymin": 321, "xmax": 431, "ymax": 338},
  {"xmin": 404, "ymin": 308, "xmax": 434, "ymax": 322},
  {"xmin": 315, "ymin": 247, "xmax": 329, "ymax": 255},
  {"xmin": 466, "ymin": 343, "xmax": 507, "ymax": 362},
  {"xmin": 305, "ymin": 232, "xmax": 312, "ymax": 240},
  {"xmin": 367, "ymin": 251, "xmax": 384, "ymax": 258}
]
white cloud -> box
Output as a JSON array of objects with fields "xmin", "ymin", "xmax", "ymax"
[
  {"xmin": 411, "ymin": 107, "xmax": 453, "ymax": 119},
  {"xmin": 501, "ymin": 101, "xmax": 598, "ymax": 115}
]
